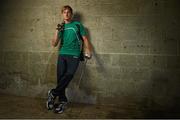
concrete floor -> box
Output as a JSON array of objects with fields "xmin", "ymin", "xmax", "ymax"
[{"xmin": 0, "ymin": 93, "xmax": 179, "ymax": 119}]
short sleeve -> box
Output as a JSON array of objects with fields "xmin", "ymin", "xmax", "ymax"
[{"xmin": 79, "ymin": 23, "xmax": 87, "ymax": 36}]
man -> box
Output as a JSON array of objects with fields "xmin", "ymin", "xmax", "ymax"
[{"xmin": 46, "ymin": 5, "xmax": 92, "ymax": 113}]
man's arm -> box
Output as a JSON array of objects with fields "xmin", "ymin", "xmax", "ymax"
[
  {"xmin": 52, "ymin": 30, "xmax": 60, "ymax": 47},
  {"xmin": 82, "ymin": 36, "xmax": 92, "ymax": 57}
]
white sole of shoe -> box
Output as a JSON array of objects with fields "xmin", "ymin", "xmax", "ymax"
[{"xmin": 46, "ymin": 90, "xmax": 53, "ymax": 110}]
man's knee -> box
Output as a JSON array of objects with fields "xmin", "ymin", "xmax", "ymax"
[{"xmin": 65, "ymin": 73, "xmax": 74, "ymax": 78}]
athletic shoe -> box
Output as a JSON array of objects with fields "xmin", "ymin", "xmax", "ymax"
[
  {"xmin": 46, "ymin": 89, "xmax": 55, "ymax": 110},
  {"xmin": 54, "ymin": 101, "xmax": 67, "ymax": 114}
]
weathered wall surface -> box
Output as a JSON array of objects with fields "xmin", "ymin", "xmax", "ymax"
[{"xmin": 0, "ymin": 0, "xmax": 180, "ymax": 112}]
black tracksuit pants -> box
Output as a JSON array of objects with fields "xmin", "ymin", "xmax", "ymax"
[{"xmin": 52, "ymin": 55, "xmax": 80, "ymax": 102}]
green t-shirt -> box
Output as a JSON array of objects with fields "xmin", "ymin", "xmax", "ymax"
[{"xmin": 58, "ymin": 21, "xmax": 87, "ymax": 57}]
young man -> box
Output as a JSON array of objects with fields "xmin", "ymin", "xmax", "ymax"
[{"xmin": 46, "ymin": 5, "xmax": 92, "ymax": 113}]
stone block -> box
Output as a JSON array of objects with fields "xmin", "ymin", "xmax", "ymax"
[
  {"xmin": 76, "ymin": 5, "xmax": 101, "ymax": 17},
  {"xmin": 137, "ymin": 0, "xmax": 166, "ymax": 16},
  {"xmin": 27, "ymin": 60, "xmax": 57, "ymax": 85},
  {"xmin": 100, "ymin": 1, "xmax": 139, "ymax": 16},
  {"xmin": 111, "ymin": 54, "xmax": 138, "ymax": 67},
  {"xmin": 150, "ymin": 55, "xmax": 167, "ymax": 69},
  {"xmin": 121, "ymin": 40, "xmax": 150, "ymax": 54},
  {"xmin": 79, "ymin": 66, "xmax": 113, "ymax": 91},
  {"xmin": 149, "ymin": 38, "xmax": 178, "ymax": 55},
  {"xmin": 96, "ymin": 40, "xmax": 122, "ymax": 53},
  {"xmin": 99, "ymin": 16, "xmax": 163, "ymax": 30},
  {"xmin": 166, "ymin": 56, "xmax": 180, "ymax": 69},
  {"xmin": 88, "ymin": 28, "xmax": 103, "ymax": 44},
  {"xmin": 164, "ymin": 0, "xmax": 180, "ymax": 16},
  {"xmin": 100, "ymin": 29, "xmax": 113, "ymax": 41},
  {"xmin": 135, "ymin": 55, "xmax": 153, "ymax": 68},
  {"xmin": 93, "ymin": 54, "xmax": 112, "ymax": 67},
  {"xmin": 29, "ymin": 51, "xmax": 57, "ymax": 65},
  {"xmin": 82, "ymin": 16, "xmax": 101, "ymax": 29},
  {"xmin": 111, "ymin": 67, "xmax": 151, "ymax": 82},
  {"xmin": 114, "ymin": 26, "xmax": 150, "ymax": 41},
  {"xmin": 77, "ymin": 0, "xmax": 140, "ymax": 16},
  {"xmin": 3, "ymin": 52, "xmax": 28, "ymax": 73},
  {"xmin": 28, "ymin": 63, "xmax": 47, "ymax": 85},
  {"xmin": 164, "ymin": 28, "xmax": 180, "ymax": 44}
]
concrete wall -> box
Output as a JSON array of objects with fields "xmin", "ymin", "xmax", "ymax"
[{"xmin": 0, "ymin": 0, "xmax": 180, "ymax": 110}]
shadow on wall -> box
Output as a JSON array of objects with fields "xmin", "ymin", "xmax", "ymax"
[
  {"xmin": 73, "ymin": 12, "xmax": 109, "ymax": 75},
  {"xmin": 63, "ymin": 12, "xmax": 95, "ymax": 104},
  {"xmin": 66, "ymin": 12, "xmax": 109, "ymax": 104}
]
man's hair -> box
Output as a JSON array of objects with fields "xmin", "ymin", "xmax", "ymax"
[{"xmin": 61, "ymin": 5, "xmax": 73, "ymax": 14}]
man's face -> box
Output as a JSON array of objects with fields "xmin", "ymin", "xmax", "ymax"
[{"xmin": 62, "ymin": 9, "xmax": 72, "ymax": 21}]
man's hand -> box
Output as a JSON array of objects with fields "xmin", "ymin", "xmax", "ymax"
[
  {"xmin": 84, "ymin": 52, "xmax": 92, "ymax": 59},
  {"xmin": 84, "ymin": 47, "xmax": 92, "ymax": 59},
  {"xmin": 82, "ymin": 36, "xmax": 92, "ymax": 59},
  {"xmin": 56, "ymin": 22, "xmax": 65, "ymax": 31},
  {"xmin": 52, "ymin": 30, "xmax": 59, "ymax": 47}
]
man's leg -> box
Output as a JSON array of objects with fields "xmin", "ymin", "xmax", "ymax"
[
  {"xmin": 55, "ymin": 56, "xmax": 80, "ymax": 102},
  {"xmin": 52, "ymin": 55, "xmax": 67, "ymax": 96},
  {"xmin": 54, "ymin": 56, "xmax": 80, "ymax": 113},
  {"xmin": 47, "ymin": 55, "xmax": 66, "ymax": 110}
]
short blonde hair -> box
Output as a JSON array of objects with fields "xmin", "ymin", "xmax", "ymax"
[{"xmin": 61, "ymin": 5, "xmax": 73, "ymax": 14}]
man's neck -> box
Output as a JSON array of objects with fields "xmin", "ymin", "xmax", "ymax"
[{"xmin": 64, "ymin": 19, "xmax": 72, "ymax": 24}]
